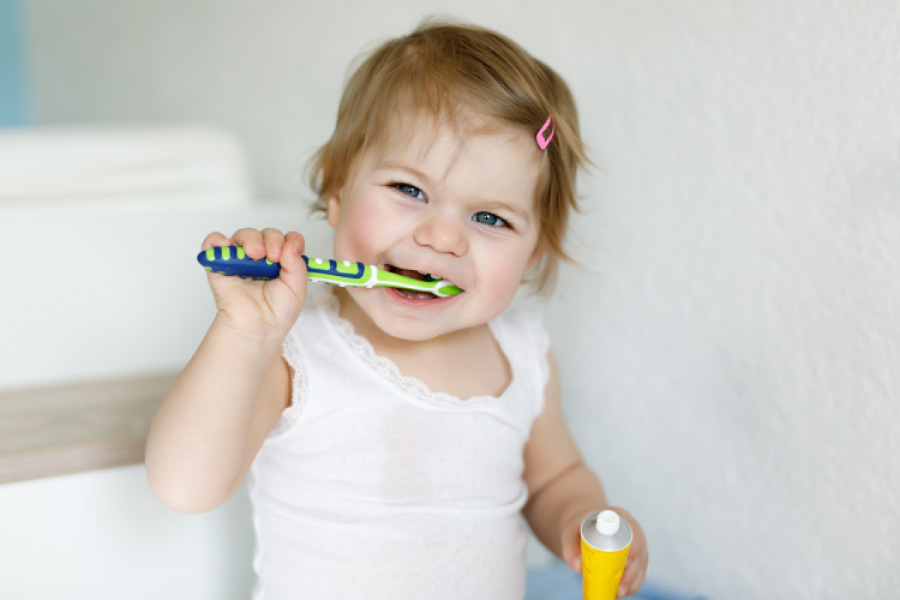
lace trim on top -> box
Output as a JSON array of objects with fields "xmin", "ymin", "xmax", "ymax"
[
  {"xmin": 321, "ymin": 291, "xmax": 524, "ymax": 410},
  {"xmin": 271, "ymin": 326, "xmax": 310, "ymax": 438}
]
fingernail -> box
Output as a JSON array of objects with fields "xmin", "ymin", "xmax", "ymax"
[{"xmin": 617, "ymin": 585, "xmax": 626, "ymax": 598}]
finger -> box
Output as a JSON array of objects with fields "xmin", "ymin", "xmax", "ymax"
[
  {"xmin": 261, "ymin": 228, "xmax": 286, "ymax": 262},
  {"xmin": 283, "ymin": 231, "xmax": 306, "ymax": 260},
  {"xmin": 629, "ymin": 563, "xmax": 647, "ymax": 597},
  {"xmin": 232, "ymin": 228, "xmax": 265, "ymax": 259},
  {"xmin": 561, "ymin": 522, "xmax": 584, "ymax": 572},
  {"xmin": 632, "ymin": 547, "xmax": 649, "ymax": 593},
  {"xmin": 563, "ymin": 544, "xmax": 581, "ymax": 573},
  {"xmin": 617, "ymin": 566, "xmax": 635, "ymax": 598},
  {"xmin": 618, "ymin": 554, "xmax": 647, "ymax": 598},
  {"xmin": 617, "ymin": 560, "xmax": 634, "ymax": 595},
  {"xmin": 278, "ymin": 232, "xmax": 308, "ymax": 294},
  {"xmin": 200, "ymin": 232, "xmax": 237, "ymax": 283},
  {"xmin": 201, "ymin": 231, "xmax": 232, "ymax": 250}
]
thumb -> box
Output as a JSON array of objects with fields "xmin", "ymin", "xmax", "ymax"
[
  {"xmin": 276, "ymin": 234, "xmax": 308, "ymax": 299},
  {"xmin": 562, "ymin": 525, "xmax": 584, "ymax": 573},
  {"xmin": 565, "ymin": 546, "xmax": 582, "ymax": 573}
]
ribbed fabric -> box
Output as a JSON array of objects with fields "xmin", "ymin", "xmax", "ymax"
[{"xmin": 249, "ymin": 289, "xmax": 550, "ymax": 600}]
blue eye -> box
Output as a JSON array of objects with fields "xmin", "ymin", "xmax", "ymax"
[
  {"xmin": 473, "ymin": 212, "xmax": 508, "ymax": 227},
  {"xmin": 394, "ymin": 183, "xmax": 426, "ymax": 201}
]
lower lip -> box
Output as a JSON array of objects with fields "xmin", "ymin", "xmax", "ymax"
[{"xmin": 386, "ymin": 287, "xmax": 456, "ymax": 305}]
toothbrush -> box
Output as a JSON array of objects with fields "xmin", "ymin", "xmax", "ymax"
[{"xmin": 197, "ymin": 245, "xmax": 463, "ymax": 298}]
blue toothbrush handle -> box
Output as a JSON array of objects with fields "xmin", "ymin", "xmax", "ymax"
[
  {"xmin": 196, "ymin": 246, "xmax": 372, "ymax": 284},
  {"xmin": 197, "ymin": 246, "xmax": 281, "ymax": 279}
]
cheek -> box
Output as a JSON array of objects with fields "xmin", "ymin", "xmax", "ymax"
[
  {"xmin": 332, "ymin": 192, "xmax": 401, "ymax": 256},
  {"xmin": 477, "ymin": 240, "xmax": 538, "ymax": 292},
  {"xmin": 334, "ymin": 196, "xmax": 380, "ymax": 250}
]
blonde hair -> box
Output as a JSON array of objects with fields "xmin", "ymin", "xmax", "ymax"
[{"xmin": 308, "ymin": 20, "xmax": 588, "ymax": 293}]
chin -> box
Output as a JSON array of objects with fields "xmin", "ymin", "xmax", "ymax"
[{"xmin": 370, "ymin": 312, "xmax": 458, "ymax": 342}]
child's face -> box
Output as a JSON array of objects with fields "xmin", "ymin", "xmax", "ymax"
[{"xmin": 326, "ymin": 112, "xmax": 544, "ymax": 342}]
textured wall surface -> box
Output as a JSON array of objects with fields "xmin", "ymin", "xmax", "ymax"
[{"xmin": 20, "ymin": 1, "xmax": 900, "ymax": 598}]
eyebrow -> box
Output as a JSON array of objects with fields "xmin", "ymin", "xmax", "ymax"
[
  {"xmin": 378, "ymin": 163, "xmax": 436, "ymax": 189},
  {"xmin": 377, "ymin": 162, "xmax": 532, "ymax": 224},
  {"xmin": 474, "ymin": 199, "xmax": 532, "ymax": 224}
]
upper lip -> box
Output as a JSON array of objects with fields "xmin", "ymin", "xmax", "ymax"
[{"xmin": 385, "ymin": 263, "xmax": 460, "ymax": 287}]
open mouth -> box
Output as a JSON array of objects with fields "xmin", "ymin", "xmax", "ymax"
[{"xmin": 386, "ymin": 265, "xmax": 447, "ymax": 300}]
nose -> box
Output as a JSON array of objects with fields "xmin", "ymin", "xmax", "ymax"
[{"xmin": 413, "ymin": 210, "xmax": 468, "ymax": 256}]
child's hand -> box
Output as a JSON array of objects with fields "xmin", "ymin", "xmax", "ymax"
[
  {"xmin": 201, "ymin": 228, "xmax": 308, "ymax": 338},
  {"xmin": 561, "ymin": 507, "xmax": 648, "ymax": 598}
]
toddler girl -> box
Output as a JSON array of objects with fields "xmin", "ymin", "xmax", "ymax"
[{"xmin": 146, "ymin": 20, "xmax": 648, "ymax": 600}]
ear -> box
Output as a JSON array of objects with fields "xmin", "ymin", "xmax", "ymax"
[
  {"xmin": 527, "ymin": 237, "xmax": 547, "ymax": 268},
  {"xmin": 325, "ymin": 190, "xmax": 341, "ymax": 229}
]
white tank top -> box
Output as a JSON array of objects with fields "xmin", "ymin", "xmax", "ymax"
[{"xmin": 249, "ymin": 290, "xmax": 550, "ymax": 600}]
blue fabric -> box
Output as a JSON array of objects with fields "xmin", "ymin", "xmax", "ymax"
[{"xmin": 525, "ymin": 562, "xmax": 705, "ymax": 600}]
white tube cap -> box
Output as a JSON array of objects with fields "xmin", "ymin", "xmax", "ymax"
[{"xmin": 595, "ymin": 509, "xmax": 621, "ymax": 536}]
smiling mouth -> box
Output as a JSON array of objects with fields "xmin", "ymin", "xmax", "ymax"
[{"xmin": 385, "ymin": 265, "xmax": 453, "ymax": 300}]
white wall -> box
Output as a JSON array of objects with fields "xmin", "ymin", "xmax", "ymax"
[{"xmin": 17, "ymin": 1, "xmax": 900, "ymax": 599}]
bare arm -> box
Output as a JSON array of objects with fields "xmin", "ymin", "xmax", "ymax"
[
  {"xmin": 522, "ymin": 353, "xmax": 608, "ymax": 556},
  {"xmin": 522, "ymin": 352, "xmax": 648, "ymax": 596},
  {"xmin": 145, "ymin": 317, "xmax": 290, "ymax": 513},
  {"xmin": 145, "ymin": 229, "xmax": 306, "ymax": 513}
]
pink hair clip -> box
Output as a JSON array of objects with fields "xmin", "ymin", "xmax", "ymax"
[{"xmin": 536, "ymin": 115, "xmax": 555, "ymax": 150}]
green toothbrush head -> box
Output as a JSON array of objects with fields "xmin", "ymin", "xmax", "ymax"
[{"xmin": 431, "ymin": 280, "xmax": 463, "ymax": 298}]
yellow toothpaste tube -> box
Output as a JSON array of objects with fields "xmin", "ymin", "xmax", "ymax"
[{"xmin": 581, "ymin": 510, "xmax": 632, "ymax": 600}]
